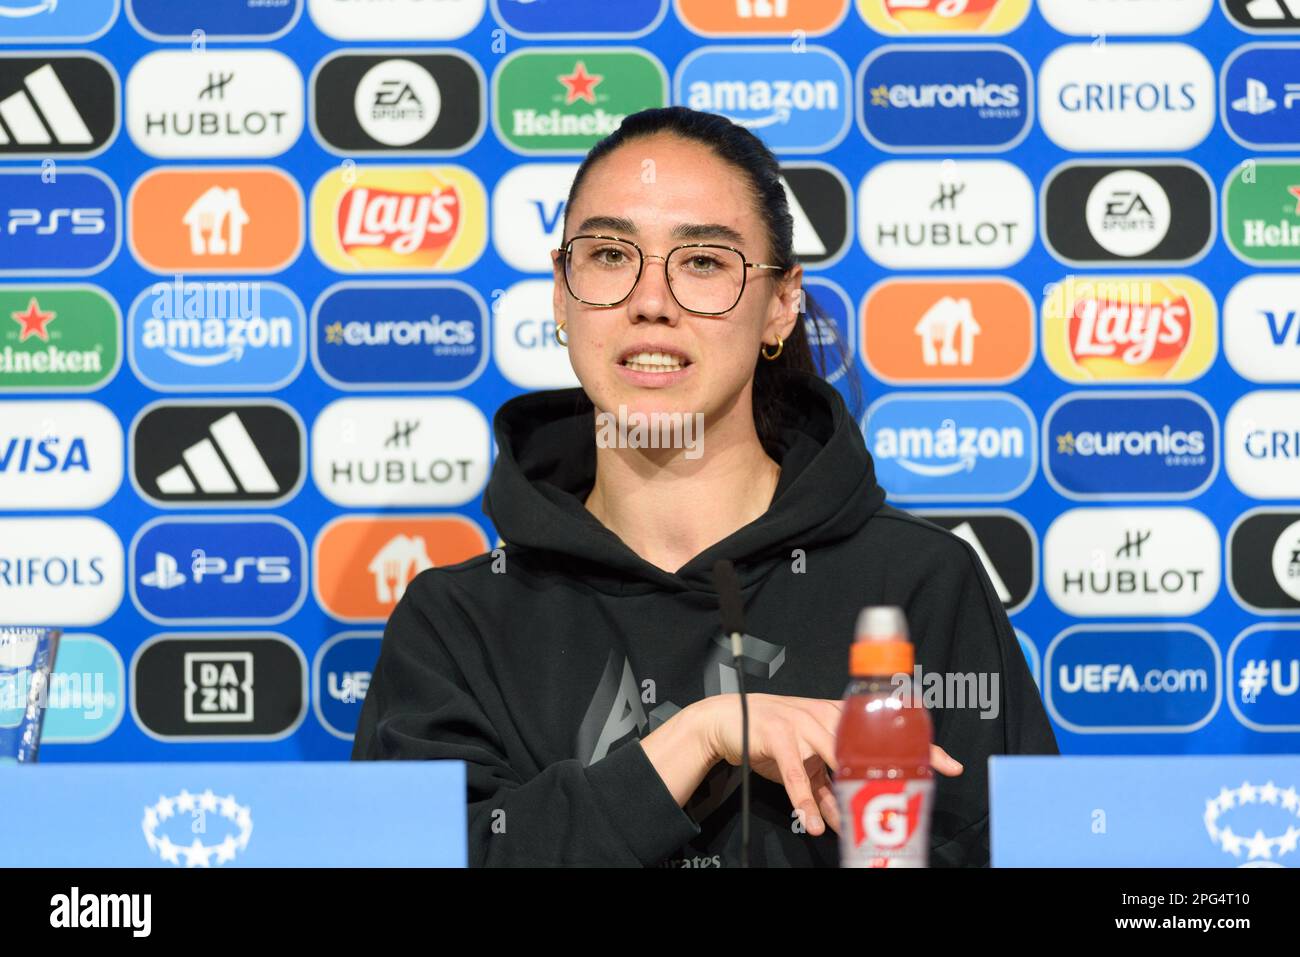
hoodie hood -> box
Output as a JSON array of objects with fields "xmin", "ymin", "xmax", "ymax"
[{"xmin": 482, "ymin": 370, "xmax": 885, "ymax": 593}]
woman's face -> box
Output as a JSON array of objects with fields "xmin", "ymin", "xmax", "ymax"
[{"xmin": 552, "ymin": 133, "xmax": 802, "ymax": 426}]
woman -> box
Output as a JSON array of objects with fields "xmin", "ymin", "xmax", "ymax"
[{"xmin": 352, "ymin": 106, "xmax": 1058, "ymax": 867}]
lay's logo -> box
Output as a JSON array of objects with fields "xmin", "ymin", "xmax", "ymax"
[
  {"xmin": 310, "ymin": 165, "xmax": 486, "ymax": 273},
  {"xmin": 1042, "ymin": 276, "xmax": 1216, "ymax": 384},
  {"xmin": 857, "ymin": 0, "xmax": 1030, "ymax": 35}
]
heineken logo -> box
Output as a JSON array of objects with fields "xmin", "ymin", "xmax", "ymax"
[
  {"xmin": 0, "ymin": 287, "xmax": 120, "ymax": 391},
  {"xmin": 492, "ymin": 49, "xmax": 667, "ymax": 155},
  {"xmin": 1225, "ymin": 160, "xmax": 1300, "ymax": 264}
]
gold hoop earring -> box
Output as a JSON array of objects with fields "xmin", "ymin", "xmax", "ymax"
[
  {"xmin": 761, "ymin": 335, "xmax": 783, "ymax": 361},
  {"xmin": 554, "ymin": 321, "xmax": 568, "ymax": 348}
]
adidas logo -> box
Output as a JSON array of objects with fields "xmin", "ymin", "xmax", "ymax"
[
  {"xmin": 154, "ymin": 411, "xmax": 279, "ymax": 495},
  {"xmin": 1235, "ymin": 0, "xmax": 1300, "ymax": 21},
  {"xmin": 133, "ymin": 402, "xmax": 303, "ymax": 506},
  {"xmin": 0, "ymin": 63, "xmax": 92, "ymax": 147}
]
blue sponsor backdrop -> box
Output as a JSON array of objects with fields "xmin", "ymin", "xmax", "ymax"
[{"xmin": 0, "ymin": 1, "xmax": 1296, "ymax": 767}]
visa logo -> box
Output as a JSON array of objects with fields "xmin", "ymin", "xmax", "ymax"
[
  {"xmin": 532, "ymin": 198, "xmax": 564, "ymax": 233},
  {"xmin": 0, "ymin": 436, "xmax": 89, "ymax": 473},
  {"xmin": 1262, "ymin": 310, "xmax": 1300, "ymax": 345}
]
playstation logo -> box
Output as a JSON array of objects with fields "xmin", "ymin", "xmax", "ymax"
[
  {"xmin": 139, "ymin": 552, "xmax": 186, "ymax": 590},
  {"xmin": 1233, "ymin": 77, "xmax": 1277, "ymax": 115}
]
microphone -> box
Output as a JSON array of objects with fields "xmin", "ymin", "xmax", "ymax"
[{"xmin": 712, "ymin": 559, "xmax": 750, "ymax": 869}]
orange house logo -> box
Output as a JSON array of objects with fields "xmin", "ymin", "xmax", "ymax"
[
  {"xmin": 310, "ymin": 165, "xmax": 487, "ymax": 272},
  {"xmin": 313, "ymin": 514, "xmax": 489, "ymax": 622},
  {"xmin": 676, "ymin": 0, "xmax": 848, "ymax": 35},
  {"xmin": 1042, "ymin": 276, "xmax": 1217, "ymax": 383},
  {"xmin": 861, "ymin": 278, "xmax": 1033, "ymax": 384},
  {"xmin": 857, "ymin": 0, "xmax": 1030, "ymax": 34},
  {"xmin": 128, "ymin": 167, "xmax": 303, "ymax": 274}
]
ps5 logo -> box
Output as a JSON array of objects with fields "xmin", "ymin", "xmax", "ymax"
[
  {"xmin": 4, "ymin": 208, "xmax": 105, "ymax": 235},
  {"xmin": 129, "ymin": 516, "xmax": 306, "ymax": 625},
  {"xmin": 138, "ymin": 550, "xmax": 291, "ymax": 590}
]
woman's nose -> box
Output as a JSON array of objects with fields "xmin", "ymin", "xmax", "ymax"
[{"xmin": 627, "ymin": 254, "xmax": 678, "ymax": 321}]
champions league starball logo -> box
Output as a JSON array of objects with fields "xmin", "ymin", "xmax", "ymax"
[
  {"xmin": 1204, "ymin": 781, "xmax": 1300, "ymax": 867},
  {"xmin": 142, "ymin": 789, "xmax": 253, "ymax": 867}
]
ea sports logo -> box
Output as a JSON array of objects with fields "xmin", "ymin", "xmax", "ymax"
[
  {"xmin": 354, "ymin": 59, "xmax": 441, "ymax": 147},
  {"xmin": 1085, "ymin": 169, "xmax": 1171, "ymax": 259}
]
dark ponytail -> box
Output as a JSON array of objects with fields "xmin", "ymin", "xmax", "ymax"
[{"xmin": 563, "ymin": 106, "xmax": 862, "ymax": 451}]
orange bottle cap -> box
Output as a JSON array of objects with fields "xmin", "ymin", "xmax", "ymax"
[
  {"xmin": 849, "ymin": 640, "xmax": 913, "ymax": 676},
  {"xmin": 849, "ymin": 605, "xmax": 915, "ymax": 676}
]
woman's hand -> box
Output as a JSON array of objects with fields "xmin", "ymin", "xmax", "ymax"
[{"xmin": 692, "ymin": 694, "xmax": 963, "ymax": 837}]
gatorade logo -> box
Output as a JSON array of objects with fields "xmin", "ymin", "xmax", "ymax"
[
  {"xmin": 310, "ymin": 165, "xmax": 486, "ymax": 273},
  {"xmin": 843, "ymin": 778, "xmax": 935, "ymax": 867},
  {"xmin": 861, "ymin": 278, "xmax": 1033, "ymax": 384},
  {"xmin": 849, "ymin": 779, "xmax": 924, "ymax": 851},
  {"xmin": 1042, "ymin": 276, "xmax": 1216, "ymax": 383},
  {"xmin": 128, "ymin": 168, "xmax": 303, "ymax": 274},
  {"xmin": 856, "ymin": 0, "xmax": 1031, "ymax": 35}
]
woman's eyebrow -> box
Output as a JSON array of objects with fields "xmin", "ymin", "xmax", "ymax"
[
  {"xmin": 575, "ymin": 214, "xmax": 637, "ymax": 234},
  {"xmin": 671, "ymin": 222, "xmax": 746, "ymax": 245},
  {"xmin": 573, "ymin": 215, "xmax": 746, "ymax": 246}
]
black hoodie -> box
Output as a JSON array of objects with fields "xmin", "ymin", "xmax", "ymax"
[{"xmin": 351, "ymin": 371, "xmax": 1059, "ymax": 867}]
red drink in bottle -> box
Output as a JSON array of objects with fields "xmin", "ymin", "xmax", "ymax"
[{"xmin": 834, "ymin": 606, "xmax": 934, "ymax": 868}]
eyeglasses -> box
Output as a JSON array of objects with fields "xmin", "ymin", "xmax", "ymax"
[{"xmin": 555, "ymin": 234, "xmax": 787, "ymax": 316}]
